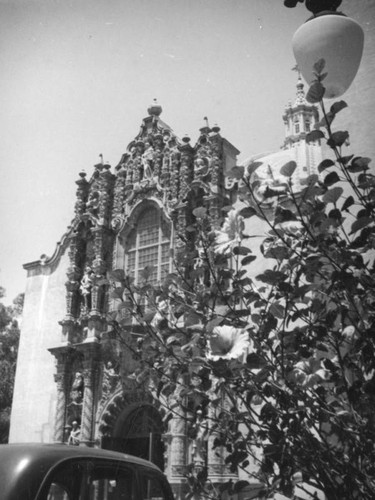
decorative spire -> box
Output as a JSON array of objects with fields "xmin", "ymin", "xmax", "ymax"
[
  {"xmin": 200, "ymin": 116, "xmax": 211, "ymax": 135},
  {"xmin": 94, "ymin": 154, "xmax": 104, "ymax": 171},
  {"xmin": 294, "ymin": 75, "xmax": 306, "ymax": 106}
]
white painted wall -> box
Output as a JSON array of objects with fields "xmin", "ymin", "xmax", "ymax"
[{"xmin": 9, "ymin": 250, "xmax": 69, "ymax": 443}]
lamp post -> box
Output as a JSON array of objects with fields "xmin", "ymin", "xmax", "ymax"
[{"xmin": 286, "ymin": 0, "xmax": 364, "ymax": 98}]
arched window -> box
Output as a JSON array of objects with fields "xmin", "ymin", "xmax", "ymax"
[{"xmin": 125, "ymin": 208, "xmax": 171, "ymax": 285}]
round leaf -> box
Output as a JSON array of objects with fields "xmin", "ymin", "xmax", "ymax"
[
  {"xmin": 229, "ymin": 166, "xmax": 245, "ymax": 179},
  {"xmin": 246, "ymin": 353, "xmax": 267, "ymax": 369},
  {"xmin": 313, "ymin": 58, "xmax": 326, "ymax": 74},
  {"xmin": 247, "ymin": 161, "xmax": 263, "ymax": 177},
  {"xmin": 280, "ymin": 160, "xmax": 297, "ymax": 178},
  {"xmin": 323, "ymin": 186, "xmax": 343, "ymax": 204},
  {"xmin": 306, "ymin": 130, "xmax": 325, "ymax": 143},
  {"xmin": 327, "ymin": 131, "xmax": 349, "ymax": 148},
  {"xmin": 256, "ymin": 270, "xmax": 287, "ymax": 285},
  {"xmin": 348, "ymin": 157, "xmax": 372, "ymax": 173},
  {"xmin": 324, "ymin": 171, "xmax": 340, "ymax": 187},
  {"xmin": 330, "ymin": 100, "xmax": 348, "ymax": 115},
  {"xmin": 341, "ymin": 195, "xmax": 355, "ymax": 212},
  {"xmin": 241, "ymin": 255, "xmax": 257, "ymax": 266},
  {"xmin": 306, "ymin": 81, "xmax": 325, "ymax": 103},
  {"xmin": 337, "ymin": 154, "xmax": 354, "ymax": 165},
  {"xmin": 318, "ymin": 159, "xmax": 335, "ymax": 173},
  {"xmin": 300, "ymin": 173, "xmax": 319, "ymax": 186},
  {"xmin": 328, "ymin": 208, "xmax": 342, "ymax": 220},
  {"xmin": 269, "ymin": 302, "xmax": 285, "ymax": 319},
  {"xmin": 239, "ymin": 206, "xmax": 257, "ymax": 218},
  {"xmin": 316, "ymin": 112, "xmax": 334, "ymax": 129},
  {"xmin": 233, "ymin": 245, "xmax": 252, "ymax": 256},
  {"xmin": 350, "ymin": 216, "xmax": 373, "ymax": 235}
]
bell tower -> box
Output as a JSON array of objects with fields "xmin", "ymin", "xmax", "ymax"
[{"xmin": 282, "ymin": 74, "xmax": 322, "ymax": 190}]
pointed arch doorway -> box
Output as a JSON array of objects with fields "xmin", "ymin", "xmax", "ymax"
[{"xmin": 102, "ymin": 404, "xmax": 165, "ymax": 471}]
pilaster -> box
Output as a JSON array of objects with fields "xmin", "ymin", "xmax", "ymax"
[
  {"xmin": 49, "ymin": 345, "xmax": 75, "ymax": 443},
  {"xmin": 76, "ymin": 341, "xmax": 101, "ymax": 446}
]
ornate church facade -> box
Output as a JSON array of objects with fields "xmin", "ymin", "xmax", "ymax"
[{"xmin": 10, "ymin": 81, "xmax": 322, "ymax": 498}]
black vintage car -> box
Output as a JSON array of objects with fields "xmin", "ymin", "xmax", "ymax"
[{"xmin": 0, "ymin": 444, "xmax": 174, "ymax": 500}]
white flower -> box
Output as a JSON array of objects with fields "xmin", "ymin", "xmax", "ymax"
[
  {"xmin": 257, "ymin": 175, "xmax": 288, "ymax": 196},
  {"xmin": 274, "ymin": 220, "xmax": 303, "ymax": 236},
  {"xmin": 207, "ymin": 325, "xmax": 254, "ymax": 361},
  {"xmin": 292, "ymin": 359, "xmax": 329, "ymax": 388},
  {"xmin": 214, "ymin": 209, "xmax": 245, "ymax": 255}
]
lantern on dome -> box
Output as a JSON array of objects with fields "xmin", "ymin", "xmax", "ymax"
[{"xmin": 291, "ymin": 1, "xmax": 364, "ymax": 98}]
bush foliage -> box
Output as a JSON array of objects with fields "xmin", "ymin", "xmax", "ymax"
[
  {"xmin": 107, "ymin": 62, "xmax": 375, "ymax": 499},
  {"xmin": 0, "ymin": 289, "xmax": 22, "ymax": 443}
]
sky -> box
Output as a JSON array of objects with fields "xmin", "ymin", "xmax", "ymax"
[{"xmin": 0, "ymin": 0, "xmax": 308, "ymax": 304}]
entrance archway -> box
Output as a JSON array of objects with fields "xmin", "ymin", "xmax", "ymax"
[{"xmin": 102, "ymin": 404, "xmax": 165, "ymax": 470}]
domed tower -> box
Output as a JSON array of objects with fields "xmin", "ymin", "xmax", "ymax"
[
  {"xmin": 282, "ymin": 74, "xmax": 322, "ymax": 190},
  {"xmin": 241, "ymin": 76, "xmax": 323, "ymax": 202}
]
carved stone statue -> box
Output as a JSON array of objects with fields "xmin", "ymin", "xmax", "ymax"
[
  {"xmin": 194, "ymin": 158, "xmax": 208, "ymax": 178},
  {"xmin": 69, "ymin": 371, "xmax": 84, "ymax": 405},
  {"xmin": 68, "ymin": 420, "xmax": 81, "ymax": 446},
  {"xmin": 86, "ymin": 190, "xmax": 100, "ymax": 216},
  {"xmin": 102, "ymin": 361, "xmax": 119, "ymax": 396},
  {"xmin": 80, "ymin": 266, "xmax": 94, "ymax": 309},
  {"xmin": 142, "ymin": 141, "xmax": 155, "ymax": 179}
]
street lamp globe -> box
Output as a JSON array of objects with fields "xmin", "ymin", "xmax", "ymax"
[{"xmin": 292, "ymin": 12, "xmax": 364, "ymax": 98}]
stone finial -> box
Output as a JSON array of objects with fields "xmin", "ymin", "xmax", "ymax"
[
  {"xmin": 200, "ymin": 116, "xmax": 211, "ymax": 135},
  {"xmin": 147, "ymin": 98, "xmax": 162, "ymax": 117}
]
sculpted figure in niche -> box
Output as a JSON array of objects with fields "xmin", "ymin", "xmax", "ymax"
[
  {"xmin": 102, "ymin": 361, "xmax": 119, "ymax": 395},
  {"xmin": 194, "ymin": 158, "xmax": 208, "ymax": 178},
  {"xmin": 142, "ymin": 140, "xmax": 155, "ymax": 179},
  {"xmin": 80, "ymin": 266, "xmax": 94, "ymax": 310},
  {"xmin": 154, "ymin": 135, "xmax": 164, "ymax": 151},
  {"xmin": 68, "ymin": 420, "xmax": 81, "ymax": 446},
  {"xmin": 86, "ymin": 190, "xmax": 100, "ymax": 216},
  {"xmin": 69, "ymin": 371, "xmax": 84, "ymax": 405}
]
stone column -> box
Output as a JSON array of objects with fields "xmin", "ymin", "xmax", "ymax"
[
  {"xmin": 77, "ymin": 342, "xmax": 101, "ymax": 446},
  {"xmin": 207, "ymin": 389, "xmax": 238, "ymax": 484},
  {"xmin": 54, "ymin": 372, "xmax": 67, "ymax": 443},
  {"xmin": 49, "ymin": 346, "xmax": 74, "ymax": 443},
  {"xmin": 81, "ymin": 367, "xmax": 94, "ymax": 445},
  {"xmin": 178, "ymin": 139, "xmax": 194, "ymax": 202},
  {"xmin": 207, "ymin": 403, "xmax": 224, "ymax": 478},
  {"xmin": 168, "ymin": 409, "xmax": 188, "ymax": 500},
  {"xmin": 170, "ymin": 411, "xmax": 187, "ymax": 477}
]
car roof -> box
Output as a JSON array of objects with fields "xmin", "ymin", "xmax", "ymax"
[
  {"xmin": 0, "ymin": 443, "xmax": 163, "ymax": 500},
  {"xmin": 0, "ymin": 443, "xmax": 162, "ymax": 468}
]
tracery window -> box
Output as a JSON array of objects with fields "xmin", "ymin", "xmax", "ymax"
[{"xmin": 125, "ymin": 208, "xmax": 171, "ymax": 285}]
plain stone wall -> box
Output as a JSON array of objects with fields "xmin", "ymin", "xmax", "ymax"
[{"xmin": 9, "ymin": 249, "xmax": 69, "ymax": 443}]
